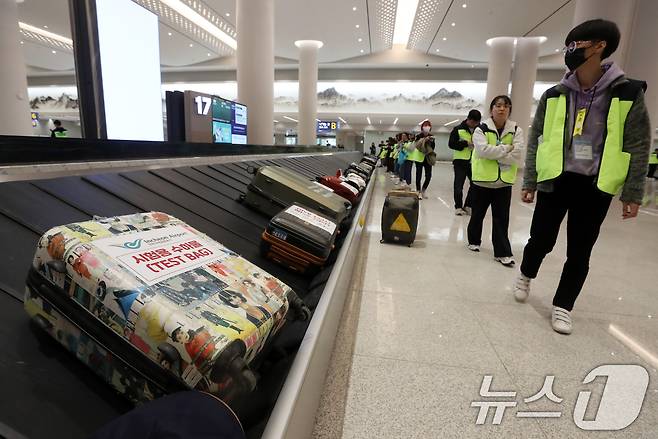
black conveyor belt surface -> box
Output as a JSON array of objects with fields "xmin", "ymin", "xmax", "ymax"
[{"xmin": 0, "ymin": 152, "xmax": 362, "ymax": 439}]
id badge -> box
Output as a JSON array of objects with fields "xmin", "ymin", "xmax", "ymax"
[
  {"xmin": 573, "ymin": 108, "xmax": 587, "ymax": 136},
  {"xmin": 572, "ymin": 136, "xmax": 593, "ymax": 161}
]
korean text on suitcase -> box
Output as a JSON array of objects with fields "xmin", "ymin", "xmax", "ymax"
[
  {"xmin": 25, "ymin": 212, "xmax": 310, "ymax": 408},
  {"xmin": 261, "ymin": 203, "xmax": 339, "ymax": 275},
  {"xmin": 380, "ymin": 191, "xmax": 419, "ymax": 246},
  {"xmin": 242, "ymin": 165, "xmax": 351, "ymax": 223}
]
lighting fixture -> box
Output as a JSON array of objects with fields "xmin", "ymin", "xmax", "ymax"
[
  {"xmin": 189, "ymin": 43, "xmax": 194, "ymax": 47},
  {"xmin": 442, "ymin": 37, "xmax": 447, "ymax": 41},
  {"xmin": 393, "ymin": 117, "xmax": 399, "ymax": 125},
  {"xmin": 339, "ymin": 117, "xmax": 347, "ymax": 124},
  {"xmin": 355, "ymin": 24, "xmax": 360, "ymax": 28},
  {"xmin": 444, "ymin": 119, "xmax": 460, "ymax": 126},
  {"xmin": 168, "ymin": 32, "xmax": 173, "ymax": 36},
  {"xmin": 379, "ymin": 120, "xmax": 382, "ymax": 124},
  {"xmin": 316, "ymin": 119, "xmax": 321, "ymax": 122},
  {"xmin": 273, "ymin": 120, "xmax": 279, "ymax": 123},
  {"xmin": 360, "ymin": 49, "xmax": 364, "ymax": 53},
  {"xmin": 43, "ymin": 25, "xmax": 48, "ymax": 29},
  {"xmin": 393, "ymin": 0, "xmax": 420, "ymax": 45},
  {"xmin": 18, "ymin": 22, "xmax": 72, "ymax": 45},
  {"xmin": 451, "ymin": 22, "xmax": 456, "ymax": 27},
  {"xmin": 207, "ymin": 53, "xmax": 211, "ymax": 56},
  {"xmin": 462, "ymin": 3, "xmax": 467, "ymax": 7},
  {"xmin": 358, "ymin": 37, "xmax": 363, "ymax": 42},
  {"xmin": 352, "ymin": 6, "xmax": 357, "ymax": 11},
  {"xmin": 435, "ymin": 48, "xmax": 440, "ymax": 52},
  {"xmin": 160, "ymin": 0, "xmax": 237, "ymax": 49},
  {"xmin": 20, "ymin": 41, "xmax": 24, "ymax": 44},
  {"xmin": 555, "ymin": 48, "xmax": 559, "ymax": 52},
  {"xmin": 225, "ymin": 12, "xmax": 230, "ymax": 17},
  {"xmin": 283, "ymin": 116, "xmax": 298, "ymax": 122},
  {"xmin": 367, "ymin": 117, "xmax": 372, "ymax": 125},
  {"xmin": 51, "ymin": 50, "xmax": 56, "ymax": 54}
]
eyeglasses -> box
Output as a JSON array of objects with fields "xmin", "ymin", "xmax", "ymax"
[{"xmin": 562, "ymin": 40, "xmax": 597, "ymax": 54}]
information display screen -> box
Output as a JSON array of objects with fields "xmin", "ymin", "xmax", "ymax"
[{"xmin": 212, "ymin": 96, "xmax": 248, "ymax": 145}]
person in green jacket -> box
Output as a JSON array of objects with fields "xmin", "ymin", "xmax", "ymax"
[
  {"xmin": 513, "ymin": 19, "xmax": 652, "ymax": 335},
  {"xmin": 408, "ymin": 120, "xmax": 435, "ymax": 199}
]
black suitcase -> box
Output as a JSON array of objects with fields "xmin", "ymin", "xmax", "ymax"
[
  {"xmin": 345, "ymin": 164, "xmax": 370, "ymax": 182},
  {"xmin": 261, "ymin": 203, "xmax": 339, "ymax": 275},
  {"xmin": 381, "ymin": 190, "xmax": 419, "ymax": 246},
  {"xmin": 243, "ymin": 166, "xmax": 351, "ymax": 223},
  {"xmin": 361, "ymin": 155, "xmax": 378, "ymax": 167}
]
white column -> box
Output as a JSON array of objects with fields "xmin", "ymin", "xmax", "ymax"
[
  {"xmin": 624, "ymin": 0, "xmax": 658, "ymax": 141},
  {"xmin": 0, "ymin": 0, "xmax": 32, "ymax": 136},
  {"xmin": 510, "ymin": 37, "xmax": 542, "ymax": 143},
  {"xmin": 237, "ymin": 0, "xmax": 274, "ymax": 145},
  {"xmin": 484, "ymin": 37, "xmax": 515, "ymax": 108},
  {"xmin": 295, "ymin": 40, "xmax": 323, "ymax": 146},
  {"xmin": 572, "ymin": 0, "xmax": 637, "ymax": 68}
]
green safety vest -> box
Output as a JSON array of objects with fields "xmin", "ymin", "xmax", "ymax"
[
  {"xmin": 536, "ymin": 80, "xmax": 646, "ymax": 196},
  {"xmin": 454, "ymin": 129, "xmax": 473, "ymax": 160},
  {"xmin": 650, "ymin": 151, "xmax": 658, "ymax": 165},
  {"xmin": 472, "ymin": 127, "xmax": 518, "ymax": 184}
]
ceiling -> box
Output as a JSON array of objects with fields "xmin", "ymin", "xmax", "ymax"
[{"xmin": 16, "ymin": 0, "xmax": 575, "ymax": 72}]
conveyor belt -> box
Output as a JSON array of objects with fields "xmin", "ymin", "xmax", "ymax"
[{"xmin": 0, "ymin": 152, "xmax": 362, "ymax": 439}]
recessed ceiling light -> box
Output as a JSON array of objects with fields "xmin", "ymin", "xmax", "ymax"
[
  {"xmin": 442, "ymin": 37, "xmax": 447, "ymax": 41},
  {"xmin": 471, "ymin": 64, "xmax": 475, "ymax": 68},
  {"xmin": 51, "ymin": 50, "xmax": 56, "ymax": 54},
  {"xmin": 555, "ymin": 48, "xmax": 560, "ymax": 52},
  {"xmin": 462, "ymin": 3, "xmax": 467, "ymax": 7},
  {"xmin": 20, "ymin": 41, "xmax": 24, "ymax": 44},
  {"xmin": 207, "ymin": 53, "xmax": 211, "ymax": 56},
  {"xmin": 355, "ymin": 24, "xmax": 360, "ymax": 28},
  {"xmin": 358, "ymin": 37, "xmax": 363, "ymax": 42},
  {"xmin": 43, "ymin": 25, "xmax": 49, "ymax": 29},
  {"xmin": 451, "ymin": 22, "xmax": 456, "ymax": 26},
  {"xmin": 19, "ymin": 22, "xmax": 72, "ymax": 45},
  {"xmin": 352, "ymin": 6, "xmax": 357, "ymax": 11},
  {"xmin": 360, "ymin": 49, "xmax": 364, "ymax": 53},
  {"xmin": 160, "ymin": 0, "xmax": 237, "ymax": 49},
  {"xmin": 168, "ymin": 32, "xmax": 172, "ymax": 36},
  {"xmin": 393, "ymin": 117, "xmax": 399, "ymax": 125},
  {"xmin": 189, "ymin": 43, "xmax": 194, "ymax": 47},
  {"xmin": 225, "ymin": 12, "xmax": 230, "ymax": 17}
]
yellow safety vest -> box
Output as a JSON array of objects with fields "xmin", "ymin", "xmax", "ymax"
[
  {"xmin": 536, "ymin": 80, "xmax": 646, "ymax": 195},
  {"xmin": 649, "ymin": 150, "xmax": 658, "ymax": 165},
  {"xmin": 472, "ymin": 128, "xmax": 518, "ymax": 184},
  {"xmin": 454, "ymin": 129, "xmax": 473, "ymax": 160}
]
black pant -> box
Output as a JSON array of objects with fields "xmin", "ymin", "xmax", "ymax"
[
  {"xmin": 453, "ymin": 160, "xmax": 473, "ymax": 209},
  {"xmin": 520, "ymin": 173, "xmax": 613, "ymax": 311},
  {"xmin": 386, "ymin": 156, "xmax": 394, "ymax": 173},
  {"xmin": 415, "ymin": 160, "xmax": 432, "ymax": 191},
  {"xmin": 649, "ymin": 163, "xmax": 657, "ymax": 178},
  {"xmin": 402, "ymin": 160, "xmax": 413, "ymax": 185},
  {"xmin": 467, "ymin": 185, "xmax": 512, "ymax": 258}
]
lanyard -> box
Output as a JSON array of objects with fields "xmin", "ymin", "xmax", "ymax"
[{"xmin": 574, "ymin": 86, "xmax": 597, "ymax": 136}]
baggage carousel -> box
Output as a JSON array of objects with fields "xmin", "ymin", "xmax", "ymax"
[{"xmin": 0, "ymin": 149, "xmax": 369, "ymax": 439}]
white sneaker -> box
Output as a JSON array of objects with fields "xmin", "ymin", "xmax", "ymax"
[
  {"xmin": 467, "ymin": 244, "xmax": 480, "ymax": 252},
  {"xmin": 463, "ymin": 207, "xmax": 472, "ymax": 216},
  {"xmin": 551, "ymin": 306, "xmax": 573, "ymax": 335},
  {"xmin": 513, "ymin": 273, "xmax": 531, "ymax": 302},
  {"xmin": 494, "ymin": 256, "xmax": 515, "ymax": 267},
  {"xmin": 455, "ymin": 208, "xmax": 466, "ymax": 216},
  {"xmin": 418, "ymin": 192, "xmax": 423, "ymax": 200},
  {"xmin": 421, "ymin": 190, "xmax": 427, "ymax": 199}
]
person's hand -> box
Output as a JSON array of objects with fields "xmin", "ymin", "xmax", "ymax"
[
  {"xmin": 622, "ymin": 202, "xmax": 640, "ymax": 219},
  {"xmin": 521, "ymin": 189, "xmax": 535, "ymax": 203}
]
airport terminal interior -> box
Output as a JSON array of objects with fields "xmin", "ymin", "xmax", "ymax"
[{"xmin": 0, "ymin": 0, "xmax": 657, "ymax": 438}]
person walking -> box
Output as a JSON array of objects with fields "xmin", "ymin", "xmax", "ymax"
[
  {"xmin": 396, "ymin": 132, "xmax": 412, "ymax": 188},
  {"xmin": 513, "ymin": 19, "xmax": 651, "ymax": 335},
  {"xmin": 370, "ymin": 142, "xmax": 377, "ymax": 155},
  {"xmin": 449, "ymin": 109, "xmax": 481, "ymax": 215},
  {"xmin": 467, "ymin": 96, "xmax": 524, "ymax": 267},
  {"xmin": 648, "ymin": 147, "xmax": 658, "ymax": 179},
  {"xmin": 50, "ymin": 120, "xmax": 68, "ymax": 138},
  {"xmin": 408, "ymin": 120, "xmax": 435, "ymax": 199}
]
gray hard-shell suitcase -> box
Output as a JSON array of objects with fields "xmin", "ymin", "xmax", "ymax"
[
  {"xmin": 381, "ymin": 190, "xmax": 419, "ymax": 246},
  {"xmin": 243, "ymin": 165, "xmax": 351, "ymax": 223}
]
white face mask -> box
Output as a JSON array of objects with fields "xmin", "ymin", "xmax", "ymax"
[{"xmin": 422, "ymin": 126, "xmax": 431, "ymax": 133}]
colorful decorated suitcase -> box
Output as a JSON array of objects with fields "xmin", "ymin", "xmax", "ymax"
[
  {"xmin": 260, "ymin": 204, "xmax": 339, "ymax": 275},
  {"xmin": 242, "ymin": 165, "xmax": 351, "ymax": 223},
  {"xmin": 381, "ymin": 190, "xmax": 419, "ymax": 246},
  {"xmin": 24, "ymin": 212, "xmax": 310, "ymax": 407}
]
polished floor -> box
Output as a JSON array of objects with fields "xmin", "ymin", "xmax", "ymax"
[{"xmin": 313, "ymin": 163, "xmax": 658, "ymax": 439}]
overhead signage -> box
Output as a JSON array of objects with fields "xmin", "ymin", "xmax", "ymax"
[{"xmin": 317, "ymin": 120, "xmax": 338, "ymax": 133}]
